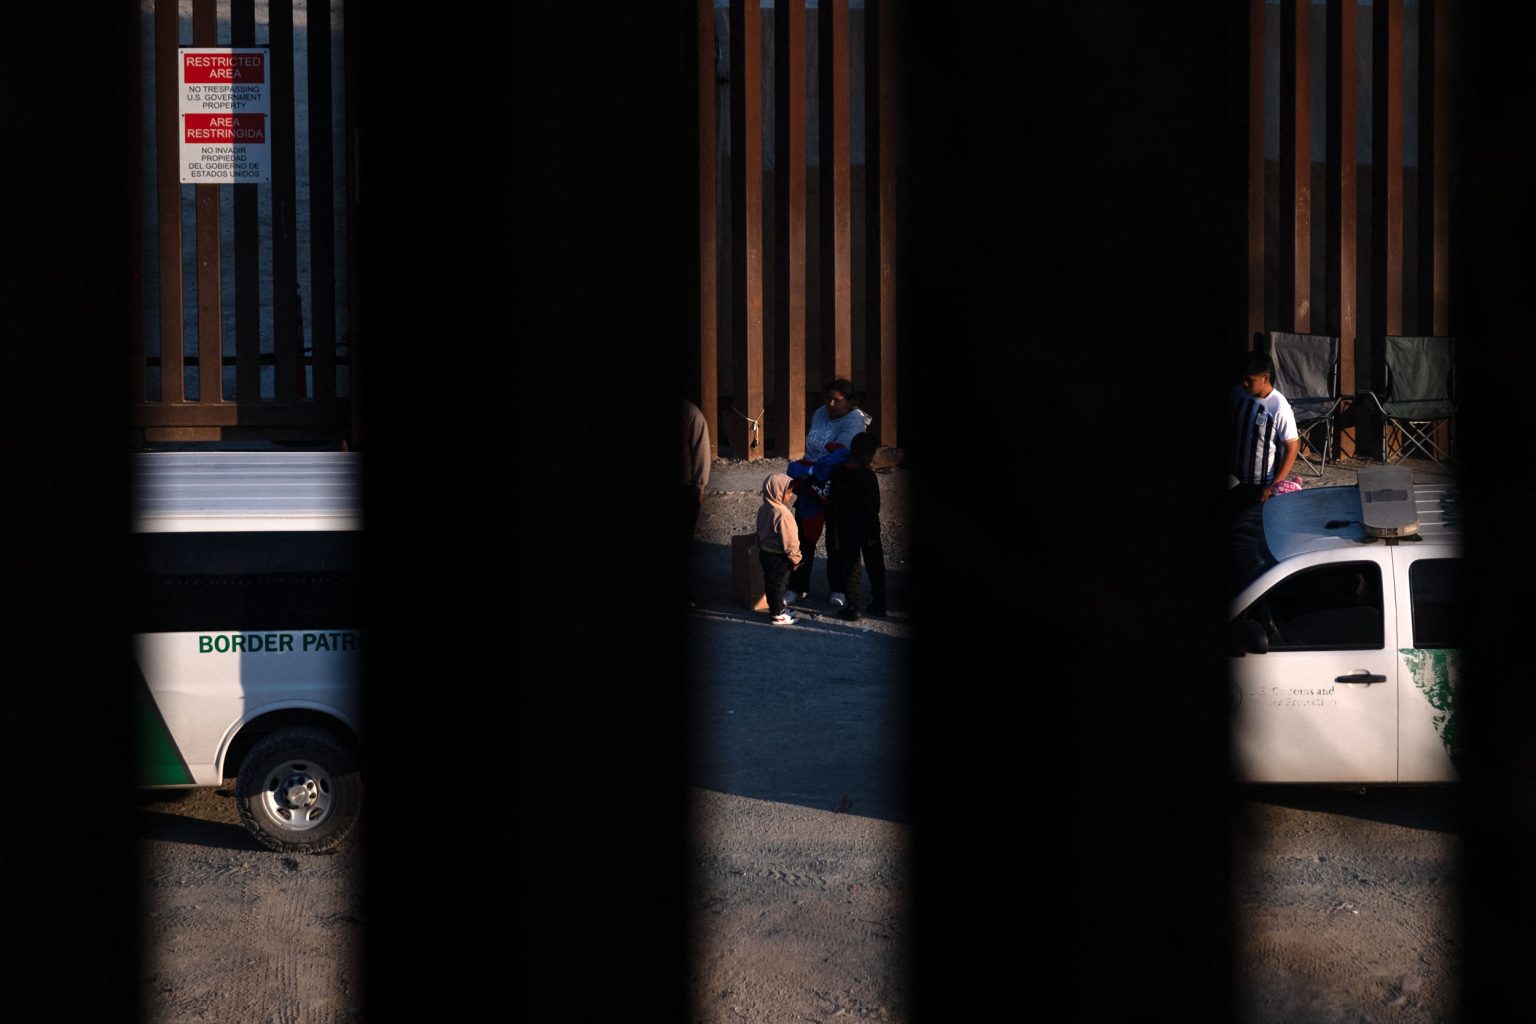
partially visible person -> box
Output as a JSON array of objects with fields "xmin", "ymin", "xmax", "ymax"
[
  {"xmin": 756, "ymin": 474, "xmax": 802, "ymax": 625},
  {"xmin": 1229, "ymin": 351, "xmax": 1299, "ymax": 516},
  {"xmin": 825, "ymin": 432, "xmax": 888, "ymax": 620},
  {"xmin": 682, "ymin": 399, "xmax": 711, "ymax": 559},
  {"xmin": 786, "ymin": 379, "xmax": 873, "ymax": 604}
]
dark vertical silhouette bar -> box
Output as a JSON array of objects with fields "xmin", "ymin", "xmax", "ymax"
[
  {"xmin": 1448, "ymin": 10, "xmax": 1536, "ymax": 1016},
  {"xmin": 1278, "ymin": 1, "xmax": 1295, "ymax": 331},
  {"xmin": 309, "ymin": 0, "xmax": 337, "ymax": 402},
  {"xmin": 156, "ymin": 0, "xmax": 184, "ymax": 402},
  {"xmin": 775, "ymin": 0, "xmax": 806, "ymax": 458},
  {"xmin": 1427, "ymin": 0, "xmax": 1450, "ymax": 455},
  {"xmin": 1425, "ymin": 0, "xmax": 1449, "ymax": 336},
  {"xmin": 3, "ymin": 4, "xmax": 138, "ymax": 1011},
  {"xmin": 130, "ymin": 11, "xmax": 148, "ymax": 407},
  {"xmin": 1280, "ymin": 0, "xmax": 1311, "ymax": 333},
  {"xmin": 698, "ymin": 0, "xmax": 718, "ymax": 455},
  {"xmin": 1294, "ymin": 0, "xmax": 1311, "ymax": 333},
  {"xmin": 1372, "ymin": 0, "xmax": 1405, "ymax": 367},
  {"xmin": 1248, "ymin": 0, "xmax": 1265, "ymax": 345},
  {"xmin": 729, "ymin": 0, "xmax": 764, "ymax": 460},
  {"xmin": 193, "ymin": 0, "xmax": 223, "ymax": 407},
  {"xmin": 233, "ymin": 0, "xmax": 260, "ymax": 404},
  {"xmin": 271, "ymin": 0, "xmax": 301, "ymax": 401},
  {"xmin": 1326, "ymin": 0, "xmax": 1358, "ymax": 454},
  {"xmin": 344, "ymin": 0, "xmax": 362, "ymax": 444},
  {"xmin": 1416, "ymin": 0, "xmax": 1433, "ymax": 335},
  {"xmin": 864, "ymin": 0, "xmax": 896, "ymax": 447},
  {"xmin": 818, "ymin": 0, "xmax": 851, "ymax": 384}
]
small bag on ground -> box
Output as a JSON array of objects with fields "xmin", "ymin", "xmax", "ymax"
[{"xmin": 731, "ymin": 533, "xmax": 770, "ymax": 611}]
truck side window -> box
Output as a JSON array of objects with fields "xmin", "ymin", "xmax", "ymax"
[
  {"xmin": 1240, "ymin": 561, "xmax": 1384, "ymax": 650},
  {"xmin": 1409, "ymin": 558, "xmax": 1463, "ymax": 649}
]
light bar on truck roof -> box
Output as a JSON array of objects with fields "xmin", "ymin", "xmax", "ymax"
[{"xmin": 1356, "ymin": 465, "xmax": 1419, "ymax": 539}]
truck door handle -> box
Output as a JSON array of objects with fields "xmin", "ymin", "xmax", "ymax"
[{"xmin": 1335, "ymin": 672, "xmax": 1387, "ymax": 684}]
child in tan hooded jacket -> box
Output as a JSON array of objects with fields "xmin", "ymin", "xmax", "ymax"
[{"xmin": 756, "ymin": 474, "xmax": 802, "ymax": 624}]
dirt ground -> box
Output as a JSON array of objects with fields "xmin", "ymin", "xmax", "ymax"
[
  {"xmin": 691, "ymin": 790, "xmax": 909, "ymax": 1023},
  {"xmin": 1234, "ymin": 786, "xmax": 1460, "ymax": 1023},
  {"xmin": 138, "ymin": 787, "xmax": 364, "ymax": 1024}
]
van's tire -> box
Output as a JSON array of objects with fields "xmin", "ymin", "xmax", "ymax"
[{"xmin": 235, "ymin": 727, "xmax": 362, "ymax": 854}]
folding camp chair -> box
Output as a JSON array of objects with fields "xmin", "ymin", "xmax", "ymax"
[
  {"xmin": 1267, "ymin": 331, "xmax": 1342, "ymax": 476},
  {"xmin": 1359, "ymin": 335, "xmax": 1456, "ymax": 465}
]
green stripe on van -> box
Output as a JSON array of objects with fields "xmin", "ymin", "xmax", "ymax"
[{"xmin": 136, "ymin": 675, "xmax": 195, "ymax": 786}]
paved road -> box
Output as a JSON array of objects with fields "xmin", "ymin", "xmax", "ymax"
[{"xmin": 692, "ymin": 613, "xmax": 910, "ymax": 822}]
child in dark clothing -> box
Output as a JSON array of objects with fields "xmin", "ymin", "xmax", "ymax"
[{"xmin": 825, "ymin": 433, "xmax": 888, "ymax": 620}]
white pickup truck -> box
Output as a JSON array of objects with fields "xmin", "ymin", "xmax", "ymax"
[
  {"xmin": 1230, "ymin": 466, "xmax": 1461, "ymax": 783},
  {"xmin": 135, "ymin": 452, "xmax": 363, "ymax": 852}
]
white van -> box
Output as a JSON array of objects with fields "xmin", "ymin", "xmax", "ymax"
[
  {"xmin": 135, "ymin": 452, "xmax": 362, "ymax": 852},
  {"xmin": 1230, "ymin": 467, "xmax": 1462, "ymax": 783}
]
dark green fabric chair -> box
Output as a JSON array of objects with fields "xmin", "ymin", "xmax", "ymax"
[
  {"xmin": 1361, "ymin": 336, "xmax": 1456, "ymax": 464},
  {"xmin": 1268, "ymin": 331, "xmax": 1341, "ymax": 476}
]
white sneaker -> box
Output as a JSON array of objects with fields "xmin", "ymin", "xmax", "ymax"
[
  {"xmin": 829, "ymin": 592, "xmax": 847, "ymax": 608},
  {"xmin": 783, "ymin": 590, "xmax": 800, "ymax": 607},
  {"xmin": 770, "ymin": 610, "xmax": 797, "ymax": 625}
]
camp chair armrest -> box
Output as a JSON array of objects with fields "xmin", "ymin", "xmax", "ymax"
[
  {"xmin": 1354, "ymin": 390, "xmax": 1388, "ymax": 415},
  {"xmin": 1294, "ymin": 396, "xmax": 1344, "ymax": 417}
]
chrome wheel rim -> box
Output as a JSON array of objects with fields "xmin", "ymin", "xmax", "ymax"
[{"xmin": 259, "ymin": 759, "xmax": 334, "ymax": 832}]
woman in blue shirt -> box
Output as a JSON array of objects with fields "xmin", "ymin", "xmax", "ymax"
[{"xmin": 784, "ymin": 379, "xmax": 872, "ymax": 604}]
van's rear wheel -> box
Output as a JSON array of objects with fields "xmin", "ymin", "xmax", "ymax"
[{"xmin": 235, "ymin": 727, "xmax": 362, "ymax": 854}]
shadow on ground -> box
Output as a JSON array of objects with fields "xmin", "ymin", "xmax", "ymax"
[
  {"xmin": 1238, "ymin": 783, "xmax": 1461, "ymax": 834},
  {"xmin": 138, "ymin": 808, "xmax": 266, "ymax": 851},
  {"xmin": 689, "ymin": 539, "xmax": 912, "ymax": 824},
  {"xmin": 688, "ymin": 533, "xmax": 913, "ymax": 620}
]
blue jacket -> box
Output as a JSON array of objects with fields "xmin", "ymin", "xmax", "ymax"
[{"xmin": 785, "ymin": 448, "xmax": 851, "ymax": 519}]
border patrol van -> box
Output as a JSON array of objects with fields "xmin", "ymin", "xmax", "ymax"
[
  {"xmin": 136, "ymin": 452, "xmax": 362, "ymax": 853},
  {"xmin": 1230, "ymin": 467, "xmax": 1462, "ymax": 783}
]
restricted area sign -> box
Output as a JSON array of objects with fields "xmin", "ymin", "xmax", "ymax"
[{"xmin": 178, "ymin": 48, "xmax": 271, "ymax": 184}]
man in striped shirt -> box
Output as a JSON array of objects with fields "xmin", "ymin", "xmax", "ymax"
[{"xmin": 1230, "ymin": 351, "xmax": 1299, "ymax": 513}]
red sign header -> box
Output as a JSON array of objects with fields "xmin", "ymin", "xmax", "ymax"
[
  {"xmin": 184, "ymin": 114, "xmax": 267, "ymax": 144},
  {"xmin": 183, "ymin": 53, "xmax": 265, "ymax": 83}
]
